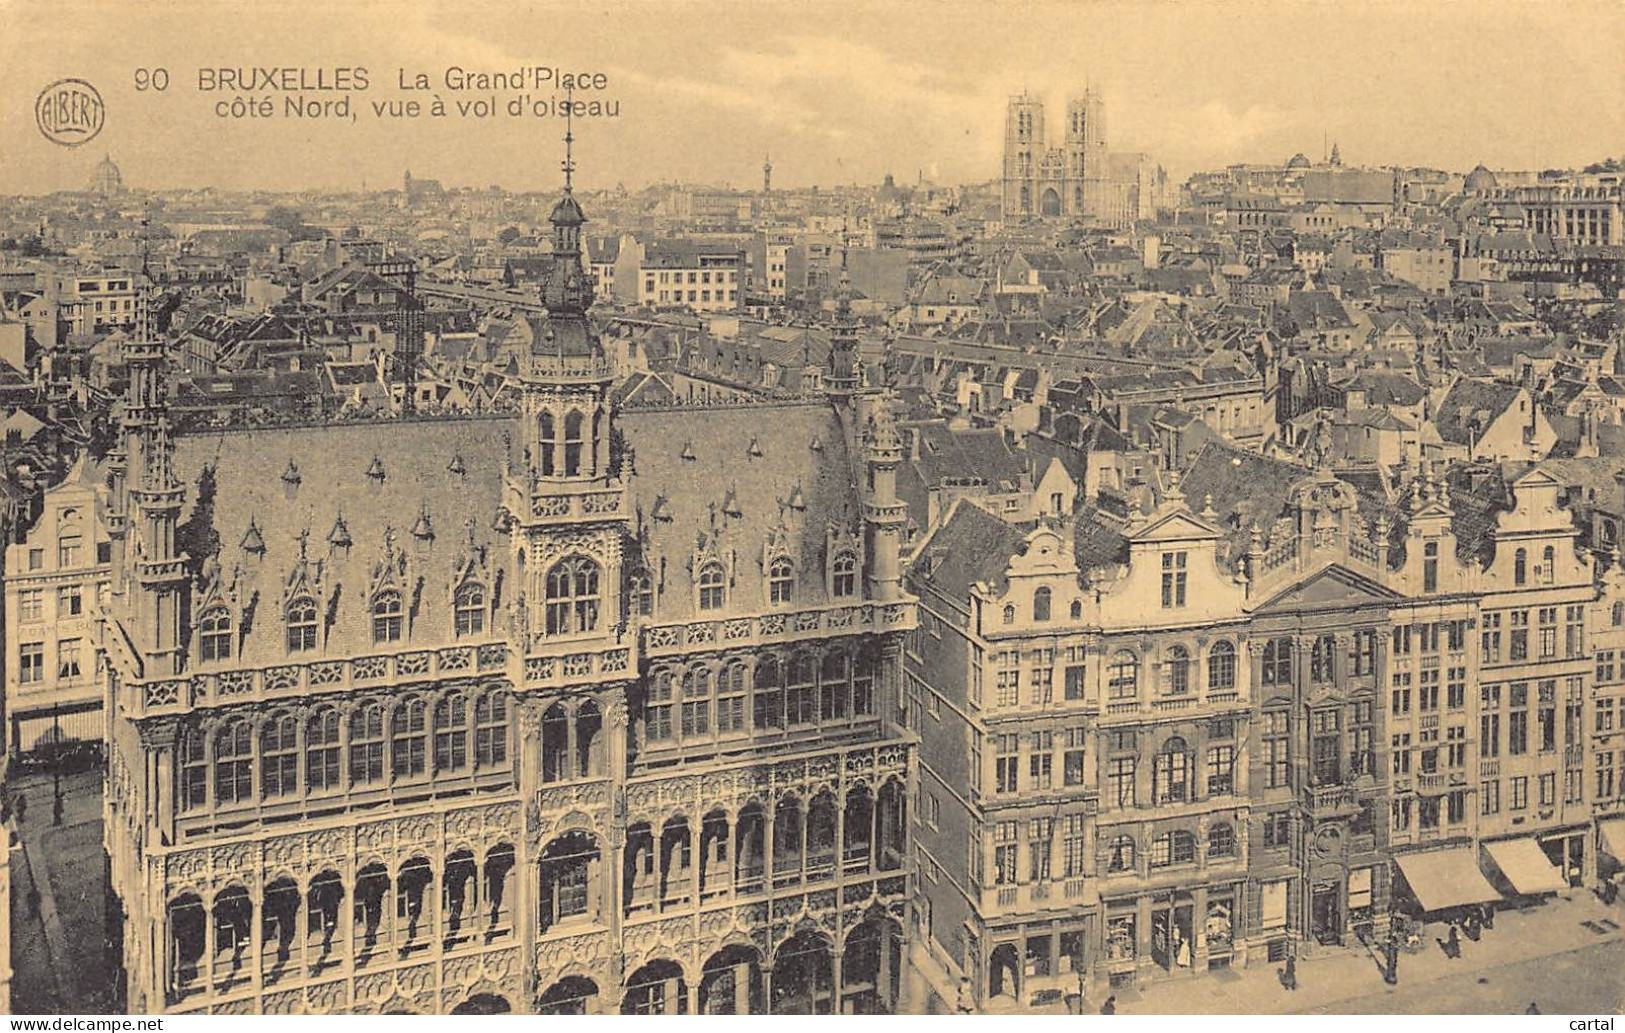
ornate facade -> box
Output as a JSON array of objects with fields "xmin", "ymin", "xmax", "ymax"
[
  {"xmin": 1001, "ymin": 89, "xmax": 1107, "ymax": 224},
  {"xmin": 101, "ymin": 176, "xmax": 918, "ymax": 1015}
]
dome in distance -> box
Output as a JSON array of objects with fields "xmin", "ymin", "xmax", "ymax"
[
  {"xmin": 1286, "ymin": 152, "xmax": 1311, "ymax": 170},
  {"xmin": 1465, "ymin": 164, "xmax": 1499, "ymax": 192}
]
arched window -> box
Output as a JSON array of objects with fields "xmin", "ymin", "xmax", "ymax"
[
  {"xmin": 1208, "ymin": 641, "xmax": 1236, "ymax": 691},
  {"xmin": 474, "ymin": 692, "xmax": 508, "ymax": 769},
  {"xmin": 1106, "ymin": 835, "xmax": 1135, "ymax": 873},
  {"xmin": 769, "ymin": 557, "xmax": 795, "ymax": 605},
  {"xmin": 754, "ymin": 657, "xmax": 783, "ymax": 730},
  {"xmin": 1541, "ymin": 545, "xmax": 1555, "ymax": 585},
  {"xmin": 286, "ymin": 596, "xmax": 319, "ymax": 652},
  {"xmin": 564, "ymin": 410, "xmax": 585, "ymax": 477},
  {"xmin": 1163, "ymin": 645, "xmax": 1190, "ymax": 695},
  {"xmin": 453, "ymin": 583, "xmax": 485, "ymax": 638},
  {"xmin": 629, "ymin": 569, "xmax": 655, "ymax": 617},
  {"xmin": 434, "ymin": 694, "xmax": 468, "ymax": 773},
  {"xmin": 719, "ymin": 663, "xmax": 748, "ymax": 734},
  {"xmin": 1108, "ymin": 650, "xmax": 1138, "ymax": 699},
  {"xmin": 1002, "ymin": 604, "xmax": 1016, "ymax": 625},
  {"xmin": 372, "ymin": 589, "xmax": 404, "ymax": 644},
  {"xmin": 1033, "ymin": 587, "xmax": 1052, "ymax": 622},
  {"xmin": 646, "ymin": 672, "xmax": 674, "ymax": 743},
  {"xmin": 349, "ymin": 703, "xmax": 385, "ymax": 786},
  {"xmin": 214, "ymin": 720, "xmax": 253, "ymax": 805},
  {"xmin": 391, "ymin": 699, "xmax": 427, "ymax": 779},
  {"xmin": 1153, "ymin": 737, "xmax": 1190, "ymax": 804},
  {"xmin": 538, "ymin": 411, "xmax": 556, "ymax": 477},
  {"xmin": 831, "ymin": 553, "xmax": 857, "ymax": 598},
  {"xmin": 1207, "ymin": 823, "xmax": 1236, "ymax": 859},
  {"xmin": 697, "ymin": 562, "xmax": 726, "ymax": 612},
  {"xmin": 545, "ymin": 555, "xmax": 602, "ymax": 635},
  {"xmin": 1070, "ymin": 599, "xmax": 1082, "ymax": 620},
  {"xmin": 261, "ymin": 713, "xmax": 298, "ymax": 799},
  {"xmin": 1614, "ymin": 601, "xmax": 1624, "ymax": 628},
  {"xmin": 306, "ymin": 708, "xmax": 341, "ymax": 792},
  {"xmin": 1515, "ymin": 547, "xmax": 1528, "ymax": 585},
  {"xmin": 198, "ymin": 606, "xmax": 233, "ymax": 662}
]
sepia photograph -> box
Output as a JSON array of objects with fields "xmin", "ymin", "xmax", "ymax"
[{"xmin": 0, "ymin": 0, "xmax": 1623, "ymax": 1019}]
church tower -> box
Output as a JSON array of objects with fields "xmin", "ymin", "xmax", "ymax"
[{"xmin": 1002, "ymin": 92, "xmax": 1045, "ymax": 221}]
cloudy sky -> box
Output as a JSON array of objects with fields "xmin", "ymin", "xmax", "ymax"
[{"xmin": 2, "ymin": 0, "xmax": 1622, "ymax": 195}]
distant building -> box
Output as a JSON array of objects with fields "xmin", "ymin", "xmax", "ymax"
[
  {"xmin": 88, "ymin": 153, "xmax": 124, "ymax": 197},
  {"xmin": 1001, "ymin": 89, "xmax": 1108, "ymax": 223}
]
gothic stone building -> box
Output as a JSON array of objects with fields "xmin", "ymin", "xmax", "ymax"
[
  {"xmin": 101, "ymin": 184, "xmax": 919, "ymax": 1015},
  {"xmin": 1001, "ymin": 89, "xmax": 1108, "ymax": 224}
]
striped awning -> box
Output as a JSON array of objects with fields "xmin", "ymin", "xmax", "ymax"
[{"xmin": 12, "ymin": 705, "xmax": 102, "ymax": 752}]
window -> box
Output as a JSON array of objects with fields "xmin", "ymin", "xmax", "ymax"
[
  {"xmin": 1514, "ymin": 547, "xmax": 1528, "ymax": 585},
  {"xmin": 1208, "ymin": 641, "xmax": 1236, "ymax": 691},
  {"xmin": 1153, "ymin": 738, "xmax": 1190, "ymax": 804},
  {"xmin": 390, "ymin": 699, "xmax": 428, "ymax": 779},
  {"xmin": 1064, "ymin": 728, "xmax": 1086, "ymax": 786},
  {"xmin": 349, "ymin": 704, "xmax": 386, "ymax": 786},
  {"xmin": 1064, "ymin": 658, "xmax": 1086, "ymax": 700},
  {"xmin": 563, "ymin": 410, "xmax": 585, "ymax": 477},
  {"xmin": 1207, "ymin": 823, "xmax": 1236, "ymax": 859},
  {"xmin": 1106, "ymin": 835, "xmax": 1136, "ymax": 873},
  {"xmin": 1423, "ymin": 541, "xmax": 1438, "ymax": 593},
  {"xmin": 647, "ymin": 671, "xmax": 675, "ymax": 741},
  {"xmin": 1565, "ymin": 604, "xmax": 1585, "ymax": 658},
  {"xmin": 26, "ymin": 548, "xmax": 41, "ymax": 570},
  {"xmin": 538, "ymin": 411, "xmax": 556, "ymax": 476},
  {"xmin": 546, "ymin": 556, "xmax": 602, "ymax": 633},
  {"xmin": 198, "ymin": 606, "xmax": 233, "ymax": 662},
  {"xmin": 475, "ymin": 692, "xmax": 509, "ymax": 767},
  {"xmin": 17, "ymin": 590, "xmax": 42, "ymax": 623},
  {"xmin": 831, "ymin": 553, "xmax": 857, "ymax": 598},
  {"xmin": 1002, "ymin": 605, "xmax": 1015, "ymax": 625},
  {"xmin": 1482, "ymin": 612, "xmax": 1502, "ymax": 662},
  {"xmin": 1310, "ymin": 634, "xmax": 1337, "ymax": 683},
  {"xmin": 453, "ymin": 583, "xmax": 485, "ymax": 637},
  {"xmin": 1063, "ymin": 815, "xmax": 1087, "ymax": 877},
  {"xmin": 1538, "ymin": 681, "xmax": 1557, "ymax": 753},
  {"xmin": 1481, "ymin": 779, "xmax": 1501, "ymax": 815},
  {"xmin": 433, "ymin": 694, "xmax": 468, "ymax": 773},
  {"xmin": 1151, "ymin": 831, "xmax": 1196, "ymax": 868},
  {"xmin": 1263, "ymin": 812, "xmax": 1292, "ymax": 849},
  {"xmin": 18, "ymin": 643, "xmax": 43, "ymax": 684},
  {"xmin": 1163, "ymin": 645, "xmax": 1191, "ymax": 695},
  {"xmin": 1541, "ymin": 545, "xmax": 1555, "ymax": 585},
  {"xmin": 753, "ymin": 658, "xmax": 782, "ymax": 730},
  {"xmin": 1207, "ymin": 745, "xmax": 1236, "ymax": 796},
  {"xmin": 306, "ymin": 709, "xmax": 341, "ymax": 792},
  {"xmin": 1108, "ymin": 651, "xmax": 1138, "ymax": 699},
  {"xmin": 1263, "ymin": 711, "xmax": 1290, "ymax": 788},
  {"xmin": 58, "ymin": 535, "xmax": 82, "ymax": 568},
  {"xmin": 787, "ymin": 654, "xmax": 816, "ymax": 725},
  {"xmin": 1510, "ymin": 610, "xmax": 1529, "ymax": 661},
  {"xmin": 214, "ymin": 721, "xmax": 253, "ymax": 805},
  {"xmin": 717, "ymin": 664, "xmax": 747, "ymax": 734},
  {"xmin": 768, "ymin": 557, "xmax": 795, "ymax": 605},
  {"xmin": 1538, "ymin": 607, "xmax": 1557, "ymax": 660},
  {"xmin": 697, "ymin": 561, "xmax": 726, "ymax": 612},
  {"xmin": 372, "ymin": 590, "xmax": 404, "ymax": 644},
  {"xmin": 287, "ymin": 596, "xmax": 319, "ymax": 652},
  {"xmin": 681, "ymin": 668, "xmax": 711, "ymax": 738},
  {"xmin": 1510, "ymin": 775, "xmax": 1528, "ymax": 810},
  {"xmin": 261, "ymin": 713, "xmax": 298, "ymax": 798},
  {"xmin": 56, "ymin": 639, "xmax": 82, "ymax": 682},
  {"xmin": 1108, "ymin": 756, "xmax": 1135, "ymax": 808},
  {"xmin": 1029, "ymin": 819, "xmax": 1053, "ymax": 882},
  {"xmin": 1029, "ymin": 731, "xmax": 1053, "ymax": 789},
  {"xmin": 993, "ymin": 823, "xmax": 1019, "ymax": 885},
  {"xmin": 181, "ymin": 732, "xmax": 207, "ymax": 810},
  {"xmin": 629, "ymin": 569, "xmax": 655, "ymax": 616},
  {"xmin": 1263, "ymin": 637, "xmax": 1293, "ymax": 686},
  {"xmin": 57, "ymin": 584, "xmax": 82, "ymax": 617},
  {"xmin": 1033, "ymin": 586, "xmax": 1052, "ymax": 622},
  {"xmin": 1539, "ymin": 772, "xmax": 1556, "ymax": 807},
  {"xmin": 1161, "ymin": 552, "xmax": 1187, "ymax": 608},
  {"xmin": 1599, "ymin": 650, "xmax": 1617, "ymax": 686},
  {"xmin": 995, "ymin": 734, "xmax": 1020, "ymax": 794}
]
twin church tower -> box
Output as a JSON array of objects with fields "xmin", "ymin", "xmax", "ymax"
[{"xmin": 1001, "ymin": 88, "xmax": 1108, "ymax": 222}]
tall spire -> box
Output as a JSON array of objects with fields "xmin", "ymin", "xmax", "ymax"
[{"xmin": 561, "ymin": 85, "xmax": 576, "ymax": 194}]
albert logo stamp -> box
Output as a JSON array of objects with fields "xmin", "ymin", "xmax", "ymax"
[{"xmin": 35, "ymin": 78, "xmax": 105, "ymax": 146}]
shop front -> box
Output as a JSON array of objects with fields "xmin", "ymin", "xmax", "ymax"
[
  {"xmin": 1600, "ymin": 818, "xmax": 1625, "ymax": 877},
  {"xmin": 1481, "ymin": 837, "xmax": 1567, "ymax": 900},
  {"xmin": 1393, "ymin": 848, "xmax": 1501, "ymax": 918},
  {"xmin": 1537, "ymin": 828, "xmax": 1588, "ymax": 887}
]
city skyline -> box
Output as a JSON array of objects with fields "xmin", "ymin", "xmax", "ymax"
[{"xmin": 3, "ymin": 0, "xmax": 1624, "ymax": 196}]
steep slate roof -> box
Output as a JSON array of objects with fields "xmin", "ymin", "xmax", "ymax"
[
  {"xmin": 1433, "ymin": 379, "xmax": 1522, "ymax": 446},
  {"xmin": 908, "ymin": 498, "xmax": 1028, "ymax": 600}
]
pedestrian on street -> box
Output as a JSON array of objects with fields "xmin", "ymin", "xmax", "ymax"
[
  {"xmin": 1445, "ymin": 925, "xmax": 1461, "ymax": 959},
  {"xmin": 1282, "ymin": 955, "xmax": 1297, "ymax": 991},
  {"xmin": 1099, "ymin": 995, "xmax": 1116, "ymax": 1015},
  {"xmin": 51, "ymin": 794, "xmax": 63, "ymax": 827},
  {"xmin": 1526, "ymin": 1002, "xmax": 1541, "ymax": 1014}
]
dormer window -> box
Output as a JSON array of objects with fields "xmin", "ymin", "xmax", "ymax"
[
  {"xmin": 629, "ymin": 569, "xmax": 655, "ymax": 617},
  {"xmin": 1033, "ymin": 587, "xmax": 1052, "ymax": 622},
  {"xmin": 287, "ymin": 597, "xmax": 319, "ymax": 652},
  {"xmin": 454, "ymin": 582, "xmax": 486, "ymax": 637},
  {"xmin": 1161, "ymin": 552, "xmax": 1188, "ymax": 608},
  {"xmin": 831, "ymin": 553, "xmax": 857, "ymax": 598},
  {"xmin": 198, "ymin": 606, "xmax": 233, "ymax": 662},
  {"xmin": 1515, "ymin": 547, "xmax": 1528, "ymax": 586},
  {"xmin": 1541, "ymin": 545, "xmax": 1555, "ymax": 585},
  {"xmin": 372, "ymin": 590, "xmax": 404, "ymax": 644},
  {"xmin": 698, "ymin": 562, "xmax": 727, "ymax": 611},
  {"xmin": 769, "ymin": 557, "xmax": 795, "ymax": 605}
]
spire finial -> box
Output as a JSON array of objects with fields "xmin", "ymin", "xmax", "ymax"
[{"xmin": 561, "ymin": 86, "xmax": 576, "ymax": 193}]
